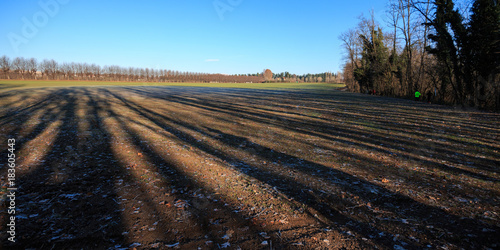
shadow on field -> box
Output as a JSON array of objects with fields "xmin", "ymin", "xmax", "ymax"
[
  {"xmin": 97, "ymin": 89, "xmax": 268, "ymax": 247},
  {"xmin": 123, "ymin": 87, "xmax": 500, "ymax": 180},
  {"xmin": 0, "ymin": 84, "xmax": 24, "ymax": 90},
  {"xmin": 0, "ymin": 88, "xmax": 273, "ymax": 248},
  {"xmin": 1, "ymin": 88, "xmax": 126, "ymax": 248},
  {"xmin": 107, "ymin": 86, "xmax": 498, "ymax": 248},
  {"xmin": 0, "ymin": 86, "xmax": 498, "ymax": 249}
]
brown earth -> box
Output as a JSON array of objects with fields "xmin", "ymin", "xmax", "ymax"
[{"xmin": 0, "ymin": 86, "xmax": 499, "ymax": 249}]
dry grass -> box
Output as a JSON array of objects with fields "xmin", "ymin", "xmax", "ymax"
[{"xmin": 0, "ymin": 80, "xmax": 345, "ymax": 90}]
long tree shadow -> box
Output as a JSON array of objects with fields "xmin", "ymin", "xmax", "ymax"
[
  {"xmin": 220, "ymin": 88, "xmax": 500, "ymax": 152},
  {"xmin": 106, "ymin": 87, "xmax": 499, "ymax": 249},
  {"xmin": 182, "ymin": 89, "xmax": 500, "ymax": 166},
  {"xmin": 122, "ymin": 86, "xmax": 500, "ymax": 181},
  {"xmin": 2, "ymin": 87, "xmax": 311, "ymax": 248},
  {"xmin": 117, "ymin": 86, "xmax": 500, "ymax": 189},
  {"xmin": 97, "ymin": 88, "xmax": 314, "ymax": 248},
  {"xmin": 205, "ymin": 127, "xmax": 500, "ymax": 247},
  {"xmin": 103, "ymin": 89, "xmax": 248, "ymax": 244},
  {"xmin": 0, "ymin": 89, "xmax": 65, "ymax": 183},
  {"xmin": 2, "ymin": 86, "xmax": 498, "ymax": 249},
  {"xmin": 0, "ymin": 84, "xmax": 25, "ymax": 91},
  {"xmin": 165, "ymin": 86, "xmax": 500, "ymax": 148},
  {"xmin": 227, "ymin": 91, "xmax": 500, "ymax": 173},
  {"xmin": 0, "ymin": 88, "xmax": 60, "ymax": 125},
  {"xmin": 102, "ymin": 88, "xmax": 388, "ymax": 248},
  {"xmin": 2, "ymin": 88, "xmax": 127, "ymax": 248}
]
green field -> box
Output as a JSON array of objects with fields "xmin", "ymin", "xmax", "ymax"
[{"xmin": 0, "ymin": 79, "xmax": 345, "ymax": 90}]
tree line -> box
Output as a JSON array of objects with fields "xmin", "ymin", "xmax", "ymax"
[
  {"xmin": 271, "ymin": 71, "xmax": 343, "ymax": 83},
  {"xmin": 0, "ymin": 56, "xmax": 265, "ymax": 83},
  {"xmin": 340, "ymin": 0, "xmax": 499, "ymax": 110},
  {"xmin": 0, "ymin": 56, "xmax": 342, "ymax": 84}
]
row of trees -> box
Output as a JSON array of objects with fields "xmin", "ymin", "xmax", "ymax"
[
  {"xmin": 0, "ymin": 56, "xmax": 342, "ymax": 84},
  {"xmin": 0, "ymin": 56, "xmax": 266, "ymax": 83},
  {"xmin": 340, "ymin": 0, "xmax": 499, "ymax": 110},
  {"xmin": 271, "ymin": 71, "xmax": 343, "ymax": 83},
  {"xmin": 262, "ymin": 68, "xmax": 342, "ymax": 83}
]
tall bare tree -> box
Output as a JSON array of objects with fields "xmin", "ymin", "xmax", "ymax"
[
  {"xmin": 0, "ymin": 56, "xmax": 11, "ymax": 79},
  {"xmin": 27, "ymin": 58, "xmax": 37, "ymax": 79},
  {"xmin": 12, "ymin": 57, "xmax": 25, "ymax": 79}
]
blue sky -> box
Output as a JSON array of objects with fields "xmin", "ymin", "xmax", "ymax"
[{"xmin": 0, "ymin": 0, "xmax": 388, "ymax": 75}]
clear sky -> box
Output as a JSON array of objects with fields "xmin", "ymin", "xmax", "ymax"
[{"xmin": 0, "ymin": 0, "xmax": 388, "ymax": 75}]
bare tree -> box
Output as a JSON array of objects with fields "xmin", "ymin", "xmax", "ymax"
[
  {"xmin": 39, "ymin": 60, "xmax": 48, "ymax": 79},
  {"xmin": 0, "ymin": 56, "xmax": 11, "ymax": 79},
  {"xmin": 40, "ymin": 59, "xmax": 57, "ymax": 80},
  {"xmin": 12, "ymin": 57, "xmax": 25, "ymax": 79},
  {"xmin": 27, "ymin": 58, "xmax": 37, "ymax": 79},
  {"xmin": 70, "ymin": 62, "xmax": 79, "ymax": 79},
  {"xmin": 397, "ymin": 0, "xmax": 418, "ymax": 95},
  {"xmin": 339, "ymin": 28, "xmax": 361, "ymax": 91}
]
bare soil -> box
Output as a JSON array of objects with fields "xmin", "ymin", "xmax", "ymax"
[{"xmin": 0, "ymin": 86, "xmax": 499, "ymax": 249}]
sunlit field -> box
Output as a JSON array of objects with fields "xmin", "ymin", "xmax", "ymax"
[
  {"xmin": 0, "ymin": 85, "xmax": 498, "ymax": 249},
  {"xmin": 0, "ymin": 79, "xmax": 345, "ymax": 90}
]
